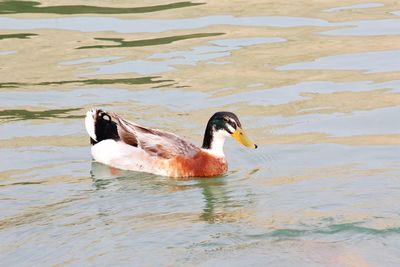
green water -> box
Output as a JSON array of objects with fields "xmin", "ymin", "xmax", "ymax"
[
  {"xmin": 1, "ymin": 1, "xmax": 400, "ymax": 266},
  {"xmin": 77, "ymin": 33, "xmax": 225, "ymax": 50},
  {"xmin": 0, "ymin": 1, "xmax": 203, "ymax": 14}
]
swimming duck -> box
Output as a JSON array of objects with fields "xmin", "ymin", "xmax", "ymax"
[{"xmin": 85, "ymin": 108, "xmax": 257, "ymax": 177}]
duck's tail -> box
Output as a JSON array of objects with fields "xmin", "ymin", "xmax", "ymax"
[{"xmin": 85, "ymin": 108, "xmax": 120, "ymax": 145}]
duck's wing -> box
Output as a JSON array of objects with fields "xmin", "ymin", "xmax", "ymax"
[{"xmin": 110, "ymin": 113, "xmax": 200, "ymax": 159}]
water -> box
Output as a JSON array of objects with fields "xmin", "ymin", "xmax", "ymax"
[{"xmin": 1, "ymin": 1, "xmax": 400, "ymax": 266}]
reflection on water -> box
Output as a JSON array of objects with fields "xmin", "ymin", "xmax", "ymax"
[
  {"xmin": 0, "ymin": 1, "xmax": 203, "ymax": 15},
  {"xmin": 0, "ymin": 50, "xmax": 16, "ymax": 56},
  {"xmin": 0, "ymin": 15, "xmax": 332, "ymax": 33},
  {"xmin": 3, "ymin": 14, "xmax": 400, "ymax": 37},
  {"xmin": 323, "ymin": 19, "xmax": 400, "ymax": 36},
  {"xmin": 2, "ymin": 0, "xmax": 400, "ymax": 266},
  {"xmin": 0, "ymin": 76, "xmax": 172, "ymax": 89},
  {"xmin": 90, "ymin": 162, "xmax": 250, "ymax": 224},
  {"xmin": 77, "ymin": 33, "xmax": 225, "ymax": 50},
  {"xmin": 277, "ymin": 49, "xmax": 400, "ymax": 73},
  {"xmin": 0, "ymin": 33, "xmax": 37, "ymax": 40},
  {"xmin": 83, "ymin": 37, "xmax": 285, "ymax": 75},
  {"xmin": 323, "ymin": 3, "xmax": 384, "ymax": 13},
  {"xmin": 60, "ymin": 56, "xmax": 121, "ymax": 65},
  {"xmin": 0, "ymin": 108, "xmax": 82, "ymax": 122}
]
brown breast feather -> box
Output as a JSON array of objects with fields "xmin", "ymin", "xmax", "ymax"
[{"xmin": 169, "ymin": 150, "xmax": 227, "ymax": 177}]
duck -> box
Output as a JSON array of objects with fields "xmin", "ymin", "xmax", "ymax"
[{"xmin": 85, "ymin": 108, "xmax": 257, "ymax": 178}]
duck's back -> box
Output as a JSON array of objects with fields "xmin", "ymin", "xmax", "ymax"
[{"xmin": 109, "ymin": 112, "xmax": 200, "ymax": 158}]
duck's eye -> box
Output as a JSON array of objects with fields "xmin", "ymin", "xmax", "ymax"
[{"xmin": 222, "ymin": 117, "xmax": 229, "ymax": 123}]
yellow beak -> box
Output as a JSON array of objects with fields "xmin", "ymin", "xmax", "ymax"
[{"xmin": 231, "ymin": 127, "xmax": 257, "ymax": 149}]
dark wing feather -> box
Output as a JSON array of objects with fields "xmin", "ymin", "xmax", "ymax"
[{"xmin": 110, "ymin": 112, "xmax": 199, "ymax": 159}]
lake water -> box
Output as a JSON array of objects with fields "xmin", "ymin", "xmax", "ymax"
[{"xmin": 1, "ymin": 1, "xmax": 400, "ymax": 266}]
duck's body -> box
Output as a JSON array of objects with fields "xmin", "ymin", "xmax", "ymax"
[
  {"xmin": 85, "ymin": 109, "xmax": 256, "ymax": 178},
  {"xmin": 89, "ymin": 132, "xmax": 227, "ymax": 177}
]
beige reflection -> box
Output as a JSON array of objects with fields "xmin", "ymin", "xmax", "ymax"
[{"xmin": 0, "ymin": 0, "xmax": 399, "ymax": 90}]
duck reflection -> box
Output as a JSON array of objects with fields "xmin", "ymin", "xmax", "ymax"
[{"xmin": 90, "ymin": 161, "xmax": 251, "ymax": 223}]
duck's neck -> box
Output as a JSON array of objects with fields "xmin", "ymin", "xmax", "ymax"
[{"xmin": 202, "ymin": 128, "xmax": 227, "ymax": 157}]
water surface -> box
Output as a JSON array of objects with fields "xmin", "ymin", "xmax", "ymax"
[{"xmin": 1, "ymin": 1, "xmax": 400, "ymax": 266}]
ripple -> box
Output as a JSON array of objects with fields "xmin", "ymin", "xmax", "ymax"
[
  {"xmin": 323, "ymin": 3, "xmax": 384, "ymax": 13},
  {"xmin": 60, "ymin": 56, "xmax": 121, "ymax": 65},
  {"xmin": 0, "ymin": 33, "xmax": 37, "ymax": 40},
  {"xmin": 210, "ymin": 80, "xmax": 400, "ymax": 106},
  {"xmin": 0, "ymin": 16, "xmax": 332, "ymax": 33},
  {"xmin": 0, "ymin": 146, "xmax": 89, "ymax": 172},
  {"xmin": 1, "ymin": 14, "xmax": 398, "ymax": 38},
  {"xmin": 244, "ymin": 222, "xmax": 400, "ymax": 239},
  {"xmin": 323, "ymin": 19, "xmax": 400, "ymax": 36},
  {"xmin": 0, "ymin": 121, "xmax": 84, "ymax": 140},
  {"xmin": 0, "ymin": 1, "xmax": 203, "ymax": 15},
  {"xmin": 316, "ymin": 223, "xmax": 400, "ymax": 235},
  {"xmin": 277, "ymin": 49, "xmax": 400, "ymax": 73},
  {"xmin": 83, "ymin": 37, "xmax": 285, "ymax": 76},
  {"xmin": 0, "ymin": 76, "xmax": 171, "ymax": 89},
  {"xmin": 0, "ymin": 87, "xmax": 205, "ymax": 110},
  {"xmin": 2, "ymin": 2, "xmax": 400, "ymax": 266},
  {"xmin": 0, "ymin": 108, "xmax": 82, "ymax": 122},
  {"xmin": 76, "ymin": 32, "xmax": 224, "ymax": 50},
  {"xmin": 0, "ymin": 50, "xmax": 16, "ymax": 56},
  {"xmin": 271, "ymin": 106, "xmax": 400, "ymax": 137}
]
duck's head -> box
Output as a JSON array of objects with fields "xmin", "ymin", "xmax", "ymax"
[
  {"xmin": 202, "ymin": 111, "xmax": 257, "ymax": 156},
  {"xmin": 85, "ymin": 108, "xmax": 119, "ymax": 145}
]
